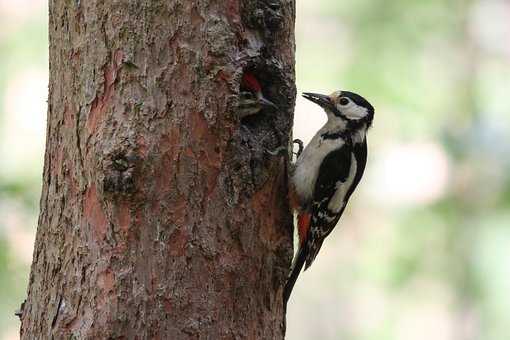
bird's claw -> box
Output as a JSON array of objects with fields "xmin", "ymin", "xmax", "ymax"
[
  {"xmin": 265, "ymin": 139, "xmax": 304, "ymax": 158},
  {"xmin": 293, "ymin": 139, "xmax": 304, "ymax": 159}
]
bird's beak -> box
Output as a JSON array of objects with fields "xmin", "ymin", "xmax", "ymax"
[
  {"xmin": 258, "ymin": 94, "xmax": 279, "ymax": 110},
  {"xmin": 302, "ymin": 92, "xmax": 335, "ymax": 111}
]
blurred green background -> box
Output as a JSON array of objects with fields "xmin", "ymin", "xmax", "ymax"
[{"xmin": 1, "ymin": 0, "xmax": 509, "ymax": 339}]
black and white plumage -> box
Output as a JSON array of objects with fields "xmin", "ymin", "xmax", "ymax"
[{"xmin": 284, "ymin": 90, "xmax": 374, "ymax": 306}]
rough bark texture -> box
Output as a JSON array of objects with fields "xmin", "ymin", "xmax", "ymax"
[{"xmin": 21, "ymin": 0, "xmax": 295, "ymax": 339}]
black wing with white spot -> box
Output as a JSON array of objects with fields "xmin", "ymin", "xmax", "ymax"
[
  {"xmin": 304, "ymin": 139, "xmax": 368, "ymax": 269},
  {"xmin": 304, "ymin": 143, "xmax": 353, "ymax": 269}
]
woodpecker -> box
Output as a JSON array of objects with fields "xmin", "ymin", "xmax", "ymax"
[
  {"xmin": 284, "ymin": 90, "xmax": 375, "ymax": 305},
  {"xmin": 238, "ymin": 72, "xmax": 278, "ymax": 117}
]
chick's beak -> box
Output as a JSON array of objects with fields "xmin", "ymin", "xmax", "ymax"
[
  {"xmin": 258, "ymin": 93, "xmax": 278, "ymax": 110},
  {"xmin": 302, "ymin": 92, "xmax": 335, "ymax": 111}
]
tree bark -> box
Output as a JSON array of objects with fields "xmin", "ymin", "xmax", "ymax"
[{"xmin": 20, "ymin": 0, "xmax": 295, "ymax": 339}]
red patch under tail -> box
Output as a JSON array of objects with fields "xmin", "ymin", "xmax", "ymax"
[{"xmin": 297, "ymin": 212, "xmax": 311, "ymax": 246}]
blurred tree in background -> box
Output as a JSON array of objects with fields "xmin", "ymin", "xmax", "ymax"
[{"xmin": 1, "ymin": 0, "xmax": 509, "ymax": 339}]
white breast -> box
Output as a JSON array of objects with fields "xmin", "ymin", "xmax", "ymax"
[{"xmin": 292, "ymin": 129, "xmax": 345, "ymax": 205}]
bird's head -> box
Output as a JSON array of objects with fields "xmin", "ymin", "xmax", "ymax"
[
  {"xmin": 302, "ymin": 91, "xmax": 374, "ymax": 131},
  {"xmin": 238, "ymin": 73, "xmax": 278, "ymax": 117}
]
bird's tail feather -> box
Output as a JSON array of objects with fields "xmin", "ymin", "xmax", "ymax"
[{"xmin": 283, "ymin": 244, "xmax": 308, "ymax": 307}]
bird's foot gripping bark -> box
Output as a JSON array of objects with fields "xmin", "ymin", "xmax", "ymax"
[
  {"xmin": 265, "ymin": 139, "xmax": 304, "ymax": 159},
  {"xmin": 293, "ymin": 139, "xmax": 304, "ymax": 159}
]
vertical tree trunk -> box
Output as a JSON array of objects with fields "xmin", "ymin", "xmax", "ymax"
[{"xmin": 20, "ymin": 0, "xmax": 295, "ymax": 338}]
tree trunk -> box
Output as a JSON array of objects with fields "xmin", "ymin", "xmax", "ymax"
[{"xmin": 20, "ymin": 1, "xmax": 295, "ymax": 338}]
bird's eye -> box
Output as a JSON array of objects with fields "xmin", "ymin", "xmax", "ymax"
[{"xmin": 339, "ymin": 97, "xmax": 349, "ymax": 106}]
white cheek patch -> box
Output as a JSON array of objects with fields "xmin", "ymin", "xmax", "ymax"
[
  {"xmin": 336, "ymin": 103, "xmax": 368, "ymax": 120},
  {"xmin": 348, "ymin": 105, "xmax": 368, "ymax": 119}
]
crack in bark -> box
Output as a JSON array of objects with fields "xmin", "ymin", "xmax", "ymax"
[
  {"xmin": 75, "ymin": 105, "xmax": 85, "ymax": 184},
  {"xmin": 51, "ymin": 295, "xmax": 63, "ymax": 329}
]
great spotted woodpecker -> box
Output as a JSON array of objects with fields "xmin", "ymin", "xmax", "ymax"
[
  {"xmin": 238, "ymin": 72, "xmax": 278, "ymax": 117},
  {"xmin": 284, "ymin": 90, "xmax": 375, "ymax": 305}
]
